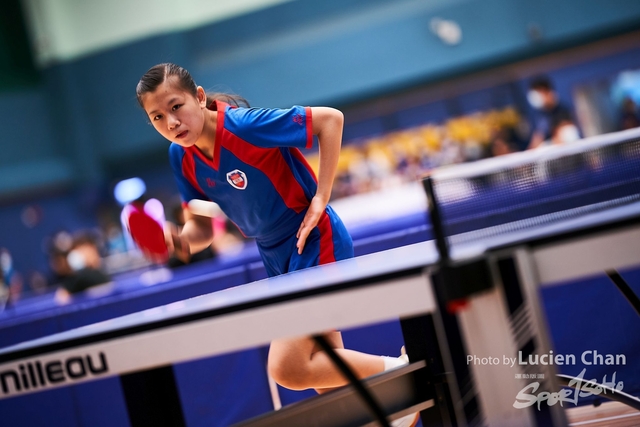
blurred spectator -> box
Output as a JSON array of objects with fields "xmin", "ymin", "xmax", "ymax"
[
  {"xmin": 347, "ymin": 145, "xmax": 377, "ymax": 194},
  {"xmin": 490, "ymin": 128, "xmax": 518, "ymax": 157},
  {"xmin": 53, "ymin": 231, "xmax": 112, "ymax": 303},
  {"xmin": 47, "ymin": 230, "xmax": 74, "ymax": 287},
  {"xmin": 0, "ymin": 248, "xmax": 15, "ymax": 287},
  {"xmin": 103, "ymin": 219, "xmax": 128, "ymax": 255},
  {"xmin": 365, "ymin": 143, "xmax": 395, "ymax": 190},
  {"xmin": 550, "ymin": 115, "xmax": 581, "ymax": 145},
  {"xmin": 619, "ymin": 96, "xmax": 640, "ymax": 130},
  {"xmin": 526, "ymin": 75, "xmax": 579, "ymax": 149},
  {"xmin": 0, "ymin": 275, "xmax": 9, "ymax": 310},
  {"xmin": 0, "ymin": 248, "xmax": 14, "ymax": 309},
  {"xmin": 435, "ymin": 137, "xmax": 465, "ymax": 166},
  {"xmin": 0, "ymin": 249, "xmax": 25, "ymax": 308}
]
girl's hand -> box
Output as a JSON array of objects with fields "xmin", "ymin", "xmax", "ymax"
[
  {"xmin": 164, "ymin": 222, "xmax": 191, "ymax": 262},
  {"xmin": 296, "ymin": 196, "xmax": 327, "ymax": 254}
]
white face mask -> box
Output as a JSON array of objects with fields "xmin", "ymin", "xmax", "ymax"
[
  {"xmin": 527, "ymin": 90, "xmax": 545, "ymax": 110},
  {"xmin": 67, "ymin": 250, "xmax": 87, "ymax": 271},
  {"xmin": 558, "ymin": 125, "xmax": 580, "ymax": 144}
]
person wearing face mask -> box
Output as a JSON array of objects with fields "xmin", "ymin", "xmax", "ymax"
[
  {"xmin": 551, "ymin": 117, "xmax": 581, "ymax": 145},
  {"xmin": 526, "ymin": 75, "xmax": 580, "ymax": 149}
]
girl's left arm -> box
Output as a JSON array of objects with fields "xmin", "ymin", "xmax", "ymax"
[{"xmin": 296, "ymin": 107, "xmax": 344, "ymax": 254}]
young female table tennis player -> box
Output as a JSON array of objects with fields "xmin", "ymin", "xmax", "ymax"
[{"xmin": 136, "ymin": 63, "xmax": 418, "ymax": 426}]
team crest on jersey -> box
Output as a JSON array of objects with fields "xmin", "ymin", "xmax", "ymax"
[{"xmin": 226, "ymin": 169, "xmax": 248, "ymax": 190}]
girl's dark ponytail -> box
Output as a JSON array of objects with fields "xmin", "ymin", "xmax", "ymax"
[{"xmin": 206, "ymin": 92, "xmax": 250, "ymax": 108}]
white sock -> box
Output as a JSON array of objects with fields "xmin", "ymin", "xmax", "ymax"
[{"xmin": 381, "ymin": 355, "xmax": 408, "ymax": 371}]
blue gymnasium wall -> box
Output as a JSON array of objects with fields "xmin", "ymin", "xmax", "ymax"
[
  {"xmin": 3, "ymin": 0, "xmax": 640, "ymax": 189},
  {"xmin": 1, "ymin": 0, "xmax": 640, "ymax": 278}
]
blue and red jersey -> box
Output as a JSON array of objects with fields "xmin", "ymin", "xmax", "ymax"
[{"xmin": 168, "ymin": 100, "xmax": 353, "ymax": 275}]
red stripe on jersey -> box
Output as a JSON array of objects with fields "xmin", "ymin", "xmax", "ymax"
[
  {"xmin": 289, "ymin": 147, "xmax": 318, "ymax": 182},
  {"xmin": 181, "ymin": 151, "xmax": 206, "ymax": 196},
  {"xmin": 189, "ymin": 145, "xmax": 217, "ymax": 170},
  {"xmin": 213, "ymin": 103, "xmax": 226, "ymax": 171},
  {"xmin": 317, "ymin": 211, "xmax": 336, "ymax": 265},
  {"xmin": 304, "ymin": 106, "xmax": 313, "ymax": 149},
  {"xmin": 222, "ymin": 129, "xmax": 310, "ymax": 213}
]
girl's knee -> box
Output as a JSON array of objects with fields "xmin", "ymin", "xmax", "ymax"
[
  {"xmin": 267, "ymin": 355, "xmax": 311, "ymax": 391},
  {"xmin": 268, "ymin": 337, "xmax": 324, "ymax": 390}
]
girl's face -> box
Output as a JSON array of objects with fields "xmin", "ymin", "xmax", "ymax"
[{"xmin": 141, "ymin": 78, "xmax": 208, "ymax": 148}]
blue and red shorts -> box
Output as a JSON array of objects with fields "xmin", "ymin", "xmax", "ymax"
[{"xmin": 256, "ymin": 205, "xmax": 353, "ymax": 277}]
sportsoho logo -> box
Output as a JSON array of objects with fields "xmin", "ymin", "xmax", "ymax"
[{"xmin": 0, "ymin": 352, "xmax": 108, "ymax": 397}]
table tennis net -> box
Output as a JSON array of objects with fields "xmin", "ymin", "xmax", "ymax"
[{"xmin": 427, "ymin": 128, "xmax": 640, "ymax": 248}]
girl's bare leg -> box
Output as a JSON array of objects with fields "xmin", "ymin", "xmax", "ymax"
[{"xmin": 267, "ymin": 330, "xmax": 385, "ymax": 392}]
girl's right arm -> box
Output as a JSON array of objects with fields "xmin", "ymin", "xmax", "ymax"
[{"xmin": 165, "ymin": 207, "xmax": 214, "ymax": 256}]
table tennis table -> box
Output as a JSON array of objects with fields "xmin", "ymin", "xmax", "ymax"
[{"xmin": 1, "ymin": 128, "xmax": 639, "ymax": 427}]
